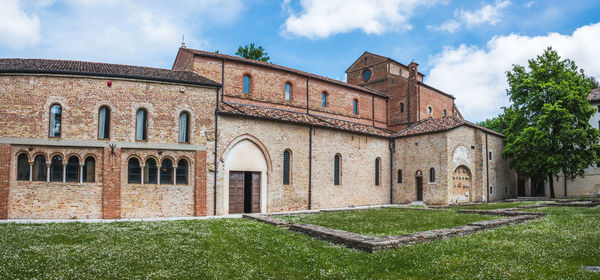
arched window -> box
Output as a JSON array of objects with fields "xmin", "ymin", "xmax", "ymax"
[
  {"xmin": 443, "ymin": 109, "xmax": 447, "ymax": 117},
  {"xmin": 176, "ymin": 159, "xmax": 188, "ymax": 184},
  {"xmin": 427, "ymin": 106, "xmax": 433, "ymax": 114},
  {"xmin": 33, "ymin": 155, "xmax": 47, "ymax": 181},
  {"xmin": 243, "ymin": 75, "xmax": 251, "ymax": 94},
  {"xmin": 375, "ymin": 158, "xmax": 380, "ymax": 186},
  {"xmin": 284, "ymin": 82, "xmax": 292, "ymax": 101},
  {"xmin": 353, "ymin": 99, "xmax": 358, "ymax": 115},
  {"xmin": 17, "ymin": 153, "xmax": 29, "ymax": 181},
  {"xmin": 98, "ymin": 106, "xmax": 110, "ymax": 139},
  {"xmin": 283, "ymin": 150, "xmax": 291, "ymax": 185},
  {"xmin": 50, "ymin": 155, "xmax": 63, "ymax": 182},
  {"xmin": 334, "ymin": 154, "xmax": 341, "ymax": 185},
  {"xmin": 135, "ymin": 109, "xmax": 147, "ymax": 141},
  {"xmin": 144, "ymin": 158, "xmax": 157, "ymax": 184},
  {"xmin": 400, "ymin": 102, "xmax": 404, "ymax": 113},
  {"xmin": 128, "ymin": 158, "xmax": 141, "ymax": 184},
  {"xmin": 65, "ymin": 156, "xmax": 79, "ymax": 182},
  {"xmin": 322, "ymin": 92, "xmax": 327, "ymax": 108},
  {"xmin": 179, "ymin": 112, "xmax": 190, "ymax": 143},
  {"xmin": 82, "ymin": 156, "xmax": 95, "ymax": 183},
  {"xmin": 429, "ymin": 168, "xmax": 435, "ymax": 183},
  {"xmin": 397, "ymin": 169, "xmax": 402, "ymax": 184},
  {"xmin": 160, "ymin": 159, "xmax": 173, "ymax": 184},
  {"xmin": 49, "ymin": 104, "xmax": 62, "ymax": 137}
]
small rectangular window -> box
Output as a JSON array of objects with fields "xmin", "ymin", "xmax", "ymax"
[
  {"xmin": 489, "ymin": 150, "xmax": 493, "ymax": 161},
  {"xmin": 597, "ymin": 105, "xmax": 600, "ymax": 113},
  {"xmin": 490, "ymin": 185, "xmax": 494, "ymax": 195}
]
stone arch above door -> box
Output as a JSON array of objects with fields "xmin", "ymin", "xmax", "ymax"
[
  {"xmin": 221, "ymin": 134, "xmax": 271, "ymax": 214},
  {"xmin": 452, "ymin": 165, "xmax": 472, "ymax": 203}
]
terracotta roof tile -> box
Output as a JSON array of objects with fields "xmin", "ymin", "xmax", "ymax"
[
  {"xmin": 393, "ymin": 116, "xmax": 503, "ymax": 138},
  {"xmin": 0, "ymin": 58, "xmax": 220, "ymax": 87},
  {"xmin": 180, "ymin": 48, "xmax": 388, "ymax": 98},
  {"xmin": 588, "ymin": 88, "xmax": 600, "ymax": 102},
  {"xmin": 219, "ymin": 102, "xmax": 393, "ymax": 137}
]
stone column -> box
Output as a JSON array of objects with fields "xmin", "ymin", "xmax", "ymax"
[
  {"xmin": 62, "ymin": 163, "xmax": 67, "ymax": 183},
  {"xmin": 29, "ymin": 162, "xmax": 33, "ymax": 181},
  {"xmin": 79, "ymin": 163, "xmax": 84, "ymax": 184},
  {"xmin": 140, "ymin": 164, "xmax": 145, "ymax": 185},
  {"xmin": 46, "ymin": 163, "xmax": 50, "ymax": 182},
  {"xmin": 172, "ymin": 165, "xmax": 177, "ymax": 184}
]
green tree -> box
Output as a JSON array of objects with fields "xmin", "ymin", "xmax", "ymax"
[
  {"xmin": 503, "ymin": 47, "xmax": 599, "ymax": 198},
  {"xmin": 477, "ymin": 107, "xmax": 512, "ymax": 134},
  {"xmin": 235, "ymin": 43, "xmax": 270, "ymax": 62}
]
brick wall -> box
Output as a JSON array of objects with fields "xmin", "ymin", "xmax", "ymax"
[
  {"xmin": 0, "ymin": 144, "xmax": 10, "ymax": 219},
  {"xmin": 190, "ymin": 55, "xmax": 388, "ymax": 127},
  {"xmin": 102, "ymin": 146, "xmax": 121, "ymax": 218},
  {"xmin": 195, "ymin": 150, "xmax": 207, "ymax": 216}
]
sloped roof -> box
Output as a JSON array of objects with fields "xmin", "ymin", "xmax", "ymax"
[
  {"xmin": 0, "ymin": 58, "xmax": 220, "ymax": 87},
  {"xmin": 588, "ymin": 88, "xmax": 600, "ymax": 102},
  {"xmin": 177, "ymin": 47, "xmax": 388, "ymax": 98},
  {"xmin": 219, "ymin": 102, "xmax": 393, "ymax": 137},
  {"xmin": 393, "ymin": 116, "xmax": 503, "ymax": 138}
]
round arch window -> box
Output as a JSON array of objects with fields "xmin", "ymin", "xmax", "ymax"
[{"xmin": 362, "ymin": 70, "xmax": 372, "ymax": 81}]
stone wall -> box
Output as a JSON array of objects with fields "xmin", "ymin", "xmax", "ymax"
[
  {"xmin": 215, "ymin": 115, "xmax": 390, "ymax": 215},
  {"xmin": 393, "ymin": 132, "xmax": 448, "ymax": 205}
]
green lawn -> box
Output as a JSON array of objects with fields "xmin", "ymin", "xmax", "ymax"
[
  {"xmin": 0, "ymin": 207, "xmax": 599, "ymax": 279},
  {"xmin": 280, "ymin": 208, "xmax": 495, "ymax": 236}
]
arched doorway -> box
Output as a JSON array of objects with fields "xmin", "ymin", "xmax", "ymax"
[
  {"xmin": 452, "ymin": 165, "xmax": 472, "ymax": 202},
  {"xmin": 223, "ymin": 136, "xmax": 270, "ymax": 214},
  {"xmin": 415, "ymin": 170, "xmax": 423, "ymax": 201}
]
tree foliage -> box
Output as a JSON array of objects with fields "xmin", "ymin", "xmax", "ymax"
[
  {"xmin": 502, "ymin": 47, "xmax": 599, "ymax": 197},
  {"xmin": 477, "ymin": 108, "xmax": 511, "ymax": 134},
  {"xmin": 235, "ymin": 43, "xmax": 270, "ymax": 62}
]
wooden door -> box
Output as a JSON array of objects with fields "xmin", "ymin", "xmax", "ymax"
[
  {"xmin": 229, "ymin": 171, "xmax": 245, "ymax": 214},
  {"xmin": 251, "ymin": 172, "xmax": 261, "ymax": 213},
  {"xmin": 518, "ymin": 179, "xmax": 525, "ymax": 196},
  {"xmin": 416, "ymin": 176, "xmax": 423, "ymax": 201}
]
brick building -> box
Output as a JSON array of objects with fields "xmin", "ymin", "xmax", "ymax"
[{"xmin": 0, "ymin": 48, "xmax": 515, "ymax": 219}]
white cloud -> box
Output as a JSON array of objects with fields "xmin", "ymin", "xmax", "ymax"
[
  {"xmin": 427, "ymin": 20, "xmax": 460, "ymax": 33},
  {"xmin": 459, "ymin": 0, "xmax": 511, "ymax": 27},
  {"xmin": 0, "ymin": 0, "xmax": 41, "ymax": 49},
  {"xmin": 281, "ymin": 0, "xmax": 440, "ymax": 39},
  {"xmin": 429, "ymin": 1, "xmax": 511, "ymax": 33},
  {"xmin": 3, "ymin": 0, "xmax": 243, "ymax": 68},
  {"xmin": 426, "ymin": 22, "xmax": 600, "ymax": 122}
]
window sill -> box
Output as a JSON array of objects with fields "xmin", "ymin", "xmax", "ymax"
[{"xmin": 427, "ymin": 182, "xmax": 437, "ymax": 185}]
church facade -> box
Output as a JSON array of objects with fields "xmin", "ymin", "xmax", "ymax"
[{"xmin": 0, "ymin": 48, "xmax": 515, "ymax": 219}]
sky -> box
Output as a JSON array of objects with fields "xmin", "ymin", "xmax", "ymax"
[{"xmin": 1, "ymin": 0, "xmax": 599, "ymax": 122}]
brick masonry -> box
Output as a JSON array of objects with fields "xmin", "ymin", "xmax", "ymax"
[{"xmin": 0, "ymin": 144, "xmax": 10, "ymax": 219}]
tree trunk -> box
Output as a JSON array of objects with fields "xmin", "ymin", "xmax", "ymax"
[{"xmin": 548, "ymin": 175, "xmax": 556, "ymax": 198}]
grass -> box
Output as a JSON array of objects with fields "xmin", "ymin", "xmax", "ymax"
[
  {"xmin": 279, "ymin": 208, "xmax": 495, "ymax": 236},
  {"xmin": 0, "ymin": 206, "xmax": 599, "ymax": 279}
]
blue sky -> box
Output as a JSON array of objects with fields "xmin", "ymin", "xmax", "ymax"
[{"xmin": 1, "ymin": 0, "xmax": 599, "ymax": 121}]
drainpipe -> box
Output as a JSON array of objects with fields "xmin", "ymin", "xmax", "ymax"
[
  {"xmin": 212, "ymin": 59, "xmax": 225, "ymax": 216},
  {"xmin": 564, "ymin": 175, "xmax": 567, "ymax": 197},
  {"xmin": 485, "ymin": 132, "xmax": 489, "ymax": 203},
  {"xmin": 213, "ymin": 87, "xmax": 220, "ymax": 215},
  {"xmin": 306, "ymin": 77, "xmax": 310, "ymax": 114},
  {"xmin": 372, "ymin": 95, "xmax": 375, "ymax": 127},
  {"xmin": 308, "ymin": 126, "xmax": 313, "ymax": 210},
  {"xmin": 389, "ymin": 138, "xmax": 394, "ymax": 204},
  {"xmin": 417, "ymin": 82, "xmax": 421, "ymax": 121}
]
